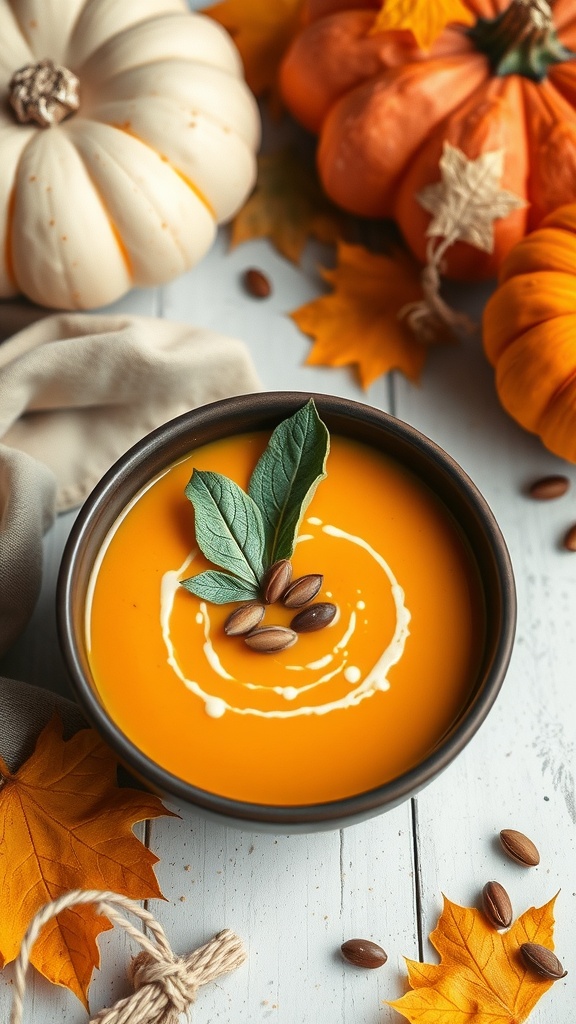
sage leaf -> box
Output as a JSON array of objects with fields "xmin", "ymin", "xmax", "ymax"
[
  {"xmin": 248, "ymin": 399, "xmax": 329, "ymax": 563},
  {"xmin": 180, "ymin": 570, "xmax": 260, "ymax": 605},
  {"xmin": 185, "ymin": 470, "xmax": 265, "ymax": 586}
]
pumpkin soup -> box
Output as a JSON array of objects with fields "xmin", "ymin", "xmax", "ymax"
[{"xmin": 86, "ymin": 429, "xmax": 485, "ymax": 805}]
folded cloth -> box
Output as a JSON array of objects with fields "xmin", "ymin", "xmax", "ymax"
[
  {"xmin": 0, "ymin": 446, "xmax": 57, "ymax": 656},
  {"xmin": 0, "ymin": 311, "xmax": 262, "ymax": 656},
  {"xmin": 0, "ymin": 299, "xmax": 48, "ymax": 342},
  {"xmin": 0, "ymin": 676, "xmax": 86, "ymax": 773},
  {"xmin": 0, "ymin": 311, "xmax": 263, "ymax": 511}
]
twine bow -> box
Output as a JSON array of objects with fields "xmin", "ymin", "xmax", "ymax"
[{"xmin": 10, "ymin": 889, "xmax": 247, "ymax": 1024}]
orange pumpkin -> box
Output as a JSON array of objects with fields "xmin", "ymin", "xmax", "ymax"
[
  {"xmin": 279, "ymin": 0, "xmax": 576, "ymax": 279},
  {"xmin": 483, "ymin": 203, "xmax": 576, "ymax": 462}
]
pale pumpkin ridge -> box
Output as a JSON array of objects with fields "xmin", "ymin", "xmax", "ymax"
[
  {"xmin": 69, "ymin": 128, "xmax": 136, "ymax": 278},
  {"xmin": 171, "ymin": 163, "xmax": 216, "ymax": 221},
  {"xmin": 42, "ymin": 160, "xmax": 85, "ymax": 306},
  {"xmin": 3, "ymin": 2, "xmax": 39, "ymax": 59},
  {"xmin": 4, "ymin": 185, "xmax": 18, "ymax": 291},
  {"xmin": 107, "ymin": 219, "xmax": 133, "ymax": 276},
  {"xmin": 110, "ymin": 120, "xmax": 217, "ymax": 221}
]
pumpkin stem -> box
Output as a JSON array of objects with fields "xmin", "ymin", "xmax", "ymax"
[
  {"xmin": 468, "ymin": 0, "xmax": 574, "ymax": 81},
  {"xmin": 9, "ymin": 59, "xmax": 80, "ymax": 128}
]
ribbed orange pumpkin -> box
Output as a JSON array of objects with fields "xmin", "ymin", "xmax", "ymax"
[
  {"xmin": 483, "ymin": 203, "xmax": 576, "ymax": 462},
  {"xmin": 280, "ymin": 0, "xmax": 576, "ymax": 279}
]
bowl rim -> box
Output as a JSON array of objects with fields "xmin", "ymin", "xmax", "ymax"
[{"xmin": 57, "ymin": 391, "xmax": 517, "ymax": 830}]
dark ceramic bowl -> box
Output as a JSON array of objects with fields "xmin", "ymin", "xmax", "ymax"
[{"xmin": 57, "ymin": 392, "xmax": 516, "ymax": 832}]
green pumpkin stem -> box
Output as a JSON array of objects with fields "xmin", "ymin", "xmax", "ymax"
[{"xmin": 468, "ymin": 0, "xmax": 574, "ymax": 82}]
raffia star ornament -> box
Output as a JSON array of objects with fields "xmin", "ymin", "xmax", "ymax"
[
  {"xmin": 417, "ymin": 142, "xmax": 527, "ymax": 253},
  {"xmin": 400, "ymin": 142, "xmax": 526, "ymax": 344}
]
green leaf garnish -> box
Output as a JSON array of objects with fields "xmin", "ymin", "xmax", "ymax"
[
  {"xmin": 180, "ymin": 570, "xmax": 260, "ymax": 605},
  {"xmin": 184, "ymin": 470, "xmax": 266, "ymax": 587},
  {"xmin": 248, "ymin": 399, "xmax": 329, "ymax": 563},
  {"xmin": 181, "ymin": 400, "xmax": 330, "ymax": 605}
]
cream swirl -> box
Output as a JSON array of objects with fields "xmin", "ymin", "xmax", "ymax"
[{"xmin": 160, "ymin": 517, "xmax": 411, "ymax": 719}]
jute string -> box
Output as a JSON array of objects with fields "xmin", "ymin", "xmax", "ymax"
[
  {"xmin": 399, "ymin": 238, "xmax": 476, "ymax": 345},
  {"xmin": 10, "ymin": 889, "xmax": 247, "ymax": 1024}
]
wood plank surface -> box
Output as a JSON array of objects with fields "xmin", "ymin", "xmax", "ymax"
[
  {"xmin": 392, "ymin": 283, "xmax": 576, "ymax": 1023},
  {"xmin": 2, "ymin": 236, "xmax": 574, "ymax": 1024}
]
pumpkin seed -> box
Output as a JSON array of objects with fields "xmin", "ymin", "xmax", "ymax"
[
  {"xmin": 262, "ymin": 559, "xmax": 293, "ymax": 604},
  {"xmin": 341, "ymin": 938, "xmax": 388, "ymax": 970},
  {"xmin": 244, "ymin": 267, "xmax": 272, "ymax": 298},
  {"xmin": 224, "ymin": 602, "xmax": 266, "ymax": 636},
  {"xmin": 244, "ymin": 625, "xmax": 298, "ymax": 653},
  {"xmin": 520, "ymin": 942, "xmax": 567, "ymax": 979},
  {"xmin": 528, "ymin": 474, "xmax": 569, "ymax": 500},
  {"xmin": 290, "ymin": 602, "xmax": 337, "ymax": 633},
  {"xmin": 499, "ymin": 829, "xmax": 540, "ymax": 866},
  {"xmin": 282, "ymin": 573, "xmax": 323, "ymax": 608},
  {"xmin": 482, "ymin": 881, "xmax": 512, "ymax": 929}
]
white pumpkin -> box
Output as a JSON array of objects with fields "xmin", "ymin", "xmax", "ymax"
[{"xmin": 0, "ymin": 0, "xmax": 260, "ymax": 309}]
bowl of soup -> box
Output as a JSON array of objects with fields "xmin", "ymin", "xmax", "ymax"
[{"xmin": 57, "ymin": 392, "xmax": 516, "ymax": 831}]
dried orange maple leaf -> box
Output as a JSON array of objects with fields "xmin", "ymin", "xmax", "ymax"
[
  {"xmin": 0, "ymin": 716, "xmax": 175, "ymax": 1008},
  {"xmin": 231, "ymin": 148, "xmax": 343, "ymax": 263},
  {"xmin": 204, "ymin": 0, "xmax": 304, "ymax": 97},
  {"xmin": 388, "ymin": 894, "xmax": 560, "ymax": 1023},
  {"xmin": 373, "ymin": 0, "xmax": 474, "ymax": 50},
  {"xmin": 291, "ymin": 241, "xmax": 427, "ymax": 388}
]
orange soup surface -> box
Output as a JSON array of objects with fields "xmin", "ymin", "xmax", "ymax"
[{"xmin": 87, "ymin": 432, "xmax": 486, "ymax": 805}]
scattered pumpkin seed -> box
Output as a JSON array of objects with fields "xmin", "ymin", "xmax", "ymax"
[
  {"xmin": 499, "ymin": 829, "xmax": 540, "ymax": 866},
  {"xmin": 244, "ymin": 267, "xmax": 272, "ymax": 298},
  {"xmin": 341, "ymin": 938, "xmax": 388, "ymax": 970},
  {"xmin": 527, "ymin": 474, "xmax": 569, "ymax": 500},
  {"xmin": 482, "ymin": 881, "xmax": 512, "ymax": 929},
  {"xmin": 520, "ymin": 942, "xmax": 567, "ymax": 979}
]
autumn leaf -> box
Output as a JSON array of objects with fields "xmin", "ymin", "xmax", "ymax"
[
  {"xmin": 0, "ymin": 716, "xmax": 175, "ymax": 1007},
  {"xmin": 389, "ymin": 894, "xmax": 561, "ymax": 1023},
  {"xmin": 204, "ymin": 0, "xmax": 304, "ymax": 98},
  {"xmin": 372, "ymin": 0, "xmax": 475, "ymax": 51},
  {"xmin": 291, "ymin": 241, "xmax": 429, "ymax": 388},
  {"xmin": 231, "ymin": 148, "xmax": 343, "ymax": 263}
]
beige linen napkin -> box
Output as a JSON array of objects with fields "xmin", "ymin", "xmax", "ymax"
[
  {"xmin": 0, "ymin": 310, "xmax": 262, "ymax": 657},
  {"xmin": 0, "ymin": 677, "xmax": 86, "ymax": 773}
]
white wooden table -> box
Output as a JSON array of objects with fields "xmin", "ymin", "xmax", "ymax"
[{"xmin": 1, "ymin": 33, "xmax": 575, "ymax": 1024}]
